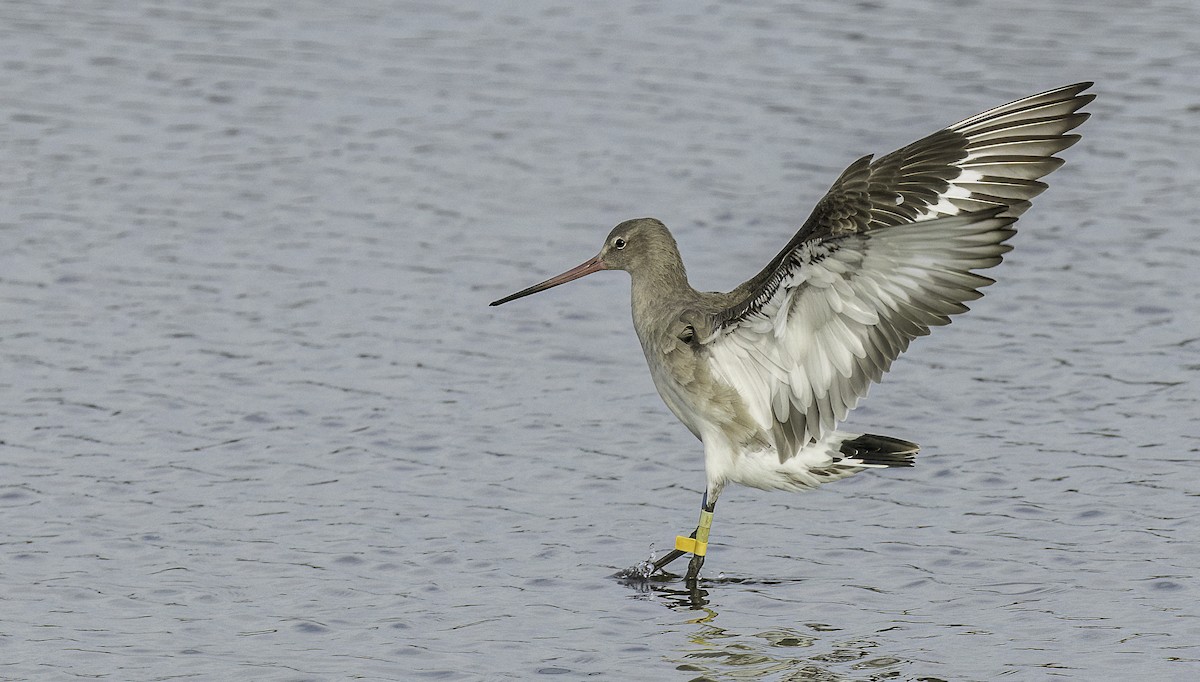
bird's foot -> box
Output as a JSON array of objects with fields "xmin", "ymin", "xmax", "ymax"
[{"xmin": 649, "ymin": 530, "xmax": 694, "ymax": 574}]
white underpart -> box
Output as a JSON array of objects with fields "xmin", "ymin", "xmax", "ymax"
[{"xmin": 699, "ymin": 423, "xmax": 881, "ymax": 494}]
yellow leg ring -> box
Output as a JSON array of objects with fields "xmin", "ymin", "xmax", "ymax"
[
  {"xmin": 674, "ymin": 535, "xmax": 707, "ymax": 555},
  {"xmin": 675, "ymin": 510, "xmax": 714, "ymax": 556}
]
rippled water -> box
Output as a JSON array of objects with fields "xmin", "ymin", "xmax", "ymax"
[{"xmin": 2, "ymin": 1, "xmax": 1198, "ymax": 680}]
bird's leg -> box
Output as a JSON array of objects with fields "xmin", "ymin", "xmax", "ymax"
[
  {"xmin": 684, "ymin": 495, "xmax": 716, "ymax": 582},
  {"xmin": 650, "ymin": 538, "xmax": 691, "ymax": 574},
  {"xmin": 652, "ymin": 491, "xmax": 717, "ymax": 578}
]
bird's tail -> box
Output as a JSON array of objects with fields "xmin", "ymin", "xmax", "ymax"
[{"xmin": 838, "ymin": 433, "xmax": 919, "ymax": 468}]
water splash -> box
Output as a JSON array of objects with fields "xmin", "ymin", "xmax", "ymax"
[{"xmin": 611, "ymin": 545, "xmax": 659, "ymax": 580}]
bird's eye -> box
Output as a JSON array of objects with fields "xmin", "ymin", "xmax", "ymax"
[{"xmin": 614, "ymin": 238, "xmax": 627, "ymax": 250}]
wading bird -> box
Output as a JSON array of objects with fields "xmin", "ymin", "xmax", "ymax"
[{"xmin": 490, "ymin": 83, "xmax": 1092, "ymax": 581}]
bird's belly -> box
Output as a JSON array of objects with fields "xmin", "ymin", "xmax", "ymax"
[
  {"xmin": 706, "ymin": 430, "xmax": 862, "ymax": 492},
  {"xmin": 646, "ymin": 356, "xmax": 766, "ymax": 450}
]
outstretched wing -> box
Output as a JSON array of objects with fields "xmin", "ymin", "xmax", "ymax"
[{"xmin": 703, "ymin": 83, "xmax": 1092, "ymax": 458}]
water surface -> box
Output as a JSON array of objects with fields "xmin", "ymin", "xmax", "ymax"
[{"xmin": 2, "ymin": 1, "xmax": 1198, "ymax": 680}]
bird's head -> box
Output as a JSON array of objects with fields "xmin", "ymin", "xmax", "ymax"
[{"xmin": 489, "ymin": 217, "xmax": 681, "ymax": 306}]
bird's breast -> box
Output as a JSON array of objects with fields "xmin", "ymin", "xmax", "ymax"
[{"xmin": 634, "ymin": 322, "xmax": 764, "ymax": 448}]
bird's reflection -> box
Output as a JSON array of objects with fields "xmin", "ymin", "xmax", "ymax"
[
  {"xmin": 615, "ymin": 572, "xmax": 928, "ymax": 680},
  {"xmin": 622, "ymin": 573, "xmax": 712, "ymax": 609},
  {"xmin": 615, "ymin": 569, "xmax": 804, "ymax": 609}
]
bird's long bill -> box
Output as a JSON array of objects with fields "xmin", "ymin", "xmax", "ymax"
[{"xmin": 489, "ymin": 256, "xmax": 606, "ymax": 306}]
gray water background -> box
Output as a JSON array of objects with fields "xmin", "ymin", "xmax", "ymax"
[{"xmin": 2, "ymin": 1, "xmax": 1198, "ymax": 680}]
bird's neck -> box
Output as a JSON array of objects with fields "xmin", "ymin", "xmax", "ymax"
[{"xmin": 629, "ymin": 249, "xmax": 695, "ymax": 323}]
